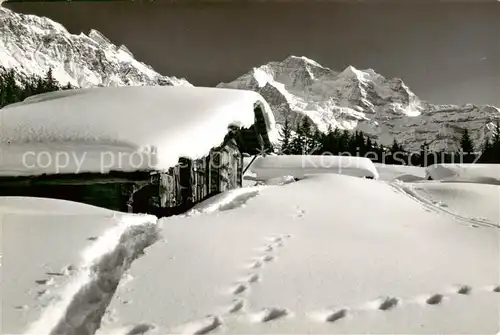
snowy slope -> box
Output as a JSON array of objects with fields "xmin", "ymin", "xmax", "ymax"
[
  {"xmin": 0, "ymin": 197, "xmax": 159, "ymax": 335},
  {"xmin": 218, "ymin": 56, "xmax": 500, "ymax": 152},
  {"xmin": 0, "ymin": 7, "xmax": 190, "ymax": 87},
  {"xmin": 395, "ymin": 181, "xmax": 500, "ymax": 227},
  {"xmin": 99, "ymin": 173, "xmax": 500, "ymax": 335}
]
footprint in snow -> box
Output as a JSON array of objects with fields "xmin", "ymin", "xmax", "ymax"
[
  {"xmin": 325, "ymin": 308, "xmax": 349, "ymax": 323},
  {"xmin": 426, "ymin": 294, "xmax": 444, "ymax": 305},
  {"xmin": 294, "ymin": 209, "xmax": 306, "ymax": 218},
  {"xmin": 175, "ymin": 315, "xmax": 223, "ymax": 335},
  {"xmin": 36, "ymin": 289, "xmax": 49, "ymax": 297},
  {"xmin": 246, "ymin": 273, "xmax": 261, "ymax": 283},
  {"xmin": 253, "ymin": 307, "xmax": 290, "ymax": 323},
  {"xmin": 233, "ymin": 283, "xmax": 248, "ymax": 295},
  {"xmin": 262, "ymin": 245, "xmax": 273, "ymax": 252},
  {"xmin": 261, "ymin": 254, "xmax": 275, "ymax": 263},
  {"xmin": 35, "ymin": 278, "xmax": 54, "ymax": 285},
  {"xmin": 125, "ymin": 323, "xmax": 156, "ymax": 335},
  {"xmin": 266, "ymin": 234, "xmax": 291, "ymax": 247},
  {"xmin": 267, "ymin": 236, "xmax": 283, "ymax": 243},
  {"xmin": 456, "ymin": 285, "xmax": 472, "ymax": 295},
  {"xmin": 87, "ymin": 236, "xmax": 98, "ymax": 241},
  {"xmin": 378, "ymin": 297, "xmax": 400, "ymax": 311},
  {"xmin": 228, "ymin": 299, "xmax": 246, "ymax": 313},
  {"xmin": 250, "ymin": 260, "xmax": 264, "ymax": 269},
  {"xmin": 493, "ymin": 286, "xmax": 500, "ymax": 293}
]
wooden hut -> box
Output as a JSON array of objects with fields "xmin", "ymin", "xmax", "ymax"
[{"xmin": 0, "ymin": 86, "xmax": 276, "ymax": 216}]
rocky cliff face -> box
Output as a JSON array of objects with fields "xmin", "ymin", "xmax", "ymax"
[
  {"xmin": 0, "ymin": 6, "xmax": 191, "ymax": 87},
  {"xmin": 219, "ymin": 56, "xmax": 499, "ymax": 152}
]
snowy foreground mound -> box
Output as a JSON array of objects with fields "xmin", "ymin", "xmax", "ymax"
[
  {"xmin": 219, "ymin": 55, "xmax": 500, "ymax": 151},
  {"xmin": 97, "ymin": 173, "xmax": 498, "ymax": 334},
  {"xmin": 0, "ymin": 198, "xmax": 159, "ymax": 334},
  {"xmin": 0, "ymin": 7, "xmax": 190, "ymax": 87}
]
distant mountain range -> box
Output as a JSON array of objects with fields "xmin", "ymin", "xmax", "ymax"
[
  {"xmin": 0, "ymin": 6, "xmax": 190, "ymax": 87},
  {"xmin": 1, "ymin": 6, "xmax": 499, "ymax": 152},
  {"xmin": 219, "ymin": 56, "xmax": 500, "ymax": 151}
]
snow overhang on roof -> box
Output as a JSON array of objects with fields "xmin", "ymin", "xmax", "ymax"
[{"xmin": 0, "ymin": 86, "xmax": 277, "ymax": 177}]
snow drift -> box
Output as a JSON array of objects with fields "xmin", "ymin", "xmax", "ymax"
[
  {"xmin": 374, "ymin": 163, "xmax": 426, "ymax": 182},
  {"xmin": 426, "ymin": 164, "xmax": 500, "ymax": 185},
  {"xmin": 247, "ymin": 155, "xmax": 379, "ymax": 180},
  {"xmin": 0, "ymin": 86, "xmax": 277, "ymax": 176}
]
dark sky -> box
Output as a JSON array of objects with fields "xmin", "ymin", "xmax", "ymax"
[{"xmin": 6, "ymin": 0, "xmax": 500, "ymax": 106}]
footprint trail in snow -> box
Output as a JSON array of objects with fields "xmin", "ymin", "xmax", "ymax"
[{"xmin": 225, "ymin": 233, "xmax": 293, "ymax": 322}]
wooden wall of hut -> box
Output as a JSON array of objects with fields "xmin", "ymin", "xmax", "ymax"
[
  {"xmin": 0, "ymin": 131, "xmax": 246, "ymax": 217},
  {"xmin": 142, "ymin": 140, "xmax": 242, "ymax": 216}
]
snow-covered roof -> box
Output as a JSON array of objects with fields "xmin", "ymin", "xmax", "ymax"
[
  {"xmin": 0, "ymin": 86, "xmax": 277, "ymax": 177},
  {"xmin": 248, "ymin": 155, "xmax": 379, "ymax": 180}
]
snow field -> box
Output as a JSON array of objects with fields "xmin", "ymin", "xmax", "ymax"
[
  {"xmin": 1, "ymin": 162, "xmax": 499, "ymax": 334},
  {"xmin": 98, "ymin": 173, "xmax": 499, "ymax": 334}
]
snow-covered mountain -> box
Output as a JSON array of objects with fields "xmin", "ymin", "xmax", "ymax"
[
  {"xmin": 0, "ymin": 6, "xmax": 190, "ymax": 87},
  {"xmin": 219, "ymin": 56, "xmax": 500, "ymax": 151}
]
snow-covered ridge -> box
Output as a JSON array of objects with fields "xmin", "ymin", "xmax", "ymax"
[
  {"xmin": 219, "ymin": 55, "xmax": 500, "ymax": 151},
  {"xmin": 0, "ymin": 7, "xmax": 191, "ymax": 87}
]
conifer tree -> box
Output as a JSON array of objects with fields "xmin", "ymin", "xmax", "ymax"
[
  {"xmin": 279, "ymin": 115, "xmax": 293, "ymax": 155},
  {"xmin": 0, "ymin": 67, "xmax": 68, "ymax": 109},
  {"xmin": 44, "ymin": 68, "xmax": 58, "ymax": 91},
  {"xmin": 459, "ymin": 129, "xmax": 475, "ymax": 163},
  {"xmin": 460, "ymin": 129, "xmax": 474, "ymax": 153},
  {"xmin": 490, "ymin": 120, "xmax": 500, "ymax": 163},
  {"xmin": 478, "ymin": 136, "xmax": 493, "ymax": 163}
]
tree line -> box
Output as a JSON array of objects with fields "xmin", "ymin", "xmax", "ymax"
[
  {"xmin": 0, "ymin": 67, "xmax": 73, "ymax": 109},
  {"xmin": 279, "ymin": 115, "xmax": 500, "ymax": 165}
]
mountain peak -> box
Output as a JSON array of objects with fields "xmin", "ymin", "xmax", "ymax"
[
  {"xmin": 283, "ymin": 55, "xmax": 328, "ymax": 69},
  {"xmin": 0, "ymin": 7, "xmax": 190, "ymax": 87},
  {"xmin": 219, "ymin": 56, "xmax": 500, "ymax": 151}
]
